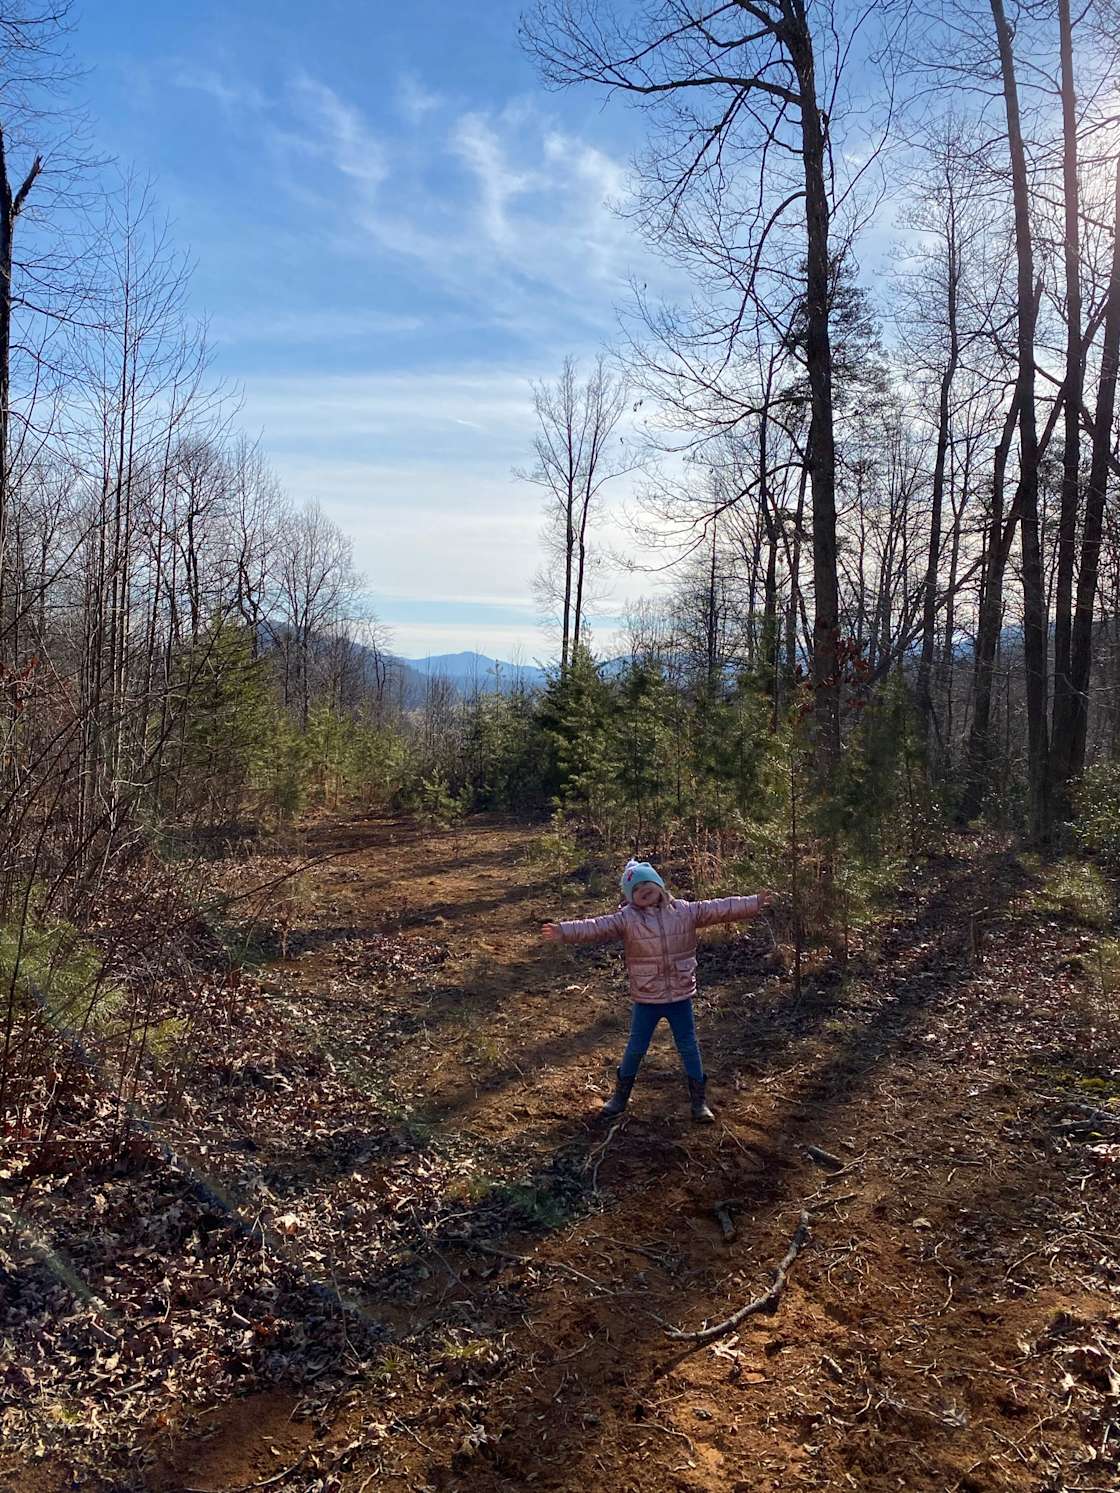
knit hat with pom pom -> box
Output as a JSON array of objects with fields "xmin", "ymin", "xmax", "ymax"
[{"xmin": 620, "ymin": 859, "xmax": 665, "ymax": 904}]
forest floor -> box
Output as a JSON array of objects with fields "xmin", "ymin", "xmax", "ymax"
[{"xmin": 3, "ymin": 813, "xmax": 1120, "ymax": 1492}]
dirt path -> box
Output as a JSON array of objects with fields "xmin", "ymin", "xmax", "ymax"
[{"xmin": 5, "ymin": 815, "xmax": 1119, "ymax": 1492}]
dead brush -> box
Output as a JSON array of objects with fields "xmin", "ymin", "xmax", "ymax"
[
  {"xmin": 683, "ymin": 836, "xmax": 726, "ymax": 900},
  {"xmin": 681, "ymin": 824, "xmax": 747, "ymax": 901},
  {"xmin": 270, "ymin": 873, "xmax": 311, "ymax": 961},
  {"xmin": 765, "ymin": 848, "xmax": 845, "ymax": 993}
]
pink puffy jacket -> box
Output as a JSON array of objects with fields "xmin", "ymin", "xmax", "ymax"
[{"xmin": 557, "ymin": 895, "xmax": 761, "ymax": 1004}]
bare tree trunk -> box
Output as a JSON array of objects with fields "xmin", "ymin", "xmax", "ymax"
[
  {"xmin": 1067, "ymin": 154, "xmax": 1120, "ymax": 783},
  {"xmin": 788, "ymin": 1, "xmax": 841, "ymax": 785},
  {"xmin": 524, "ymin": 357, "xmax": 627, "ymax": 675},
  {"xmin": 705, "ymin": 512, "xmax": 719, "ymax": 692},
  {"xmin": 961, "ymin": 392, "xmax": 1020, "ymax": 820},
  {"xmin": 1049, "ymin": 0, "xmax": 1082, "ymax": 818},
  {"xmin": 938, "ymin": 445, "xmax": 969, "ymax": 766},
  {"xmin": 991, "ymin": 0, "xmax": 1049, "ymax": 840},
  {"xmin": 759, "ymin": 403, "xmax": 780, "ymax": 706},
  {"xmin": 561, "ymin": 470, "xmax": 574, "ymax": 674},
  {"xmin": 0, "ymin": 123, "xmax": 40, "ymax": 657},
  {"xmin": 916, "ymin": 202, "xmax": 960, "ymax": 745},
  {"xmin": 784, "ymin": 462, "xmax": 810, "ymax": 681}
]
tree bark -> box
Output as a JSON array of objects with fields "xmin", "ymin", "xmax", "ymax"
[
  {"xmin": 991, "ymin": 0, "xmax": 1049, "ymax": 840},
  {"xmin": 961, "ymin": 392, "xmax": 1020, "ymax": 820},
  {"xmin": 916, "ymin": 197, "xmax": 960, "ymax": 744},
  {"xmin": 1066, "ymin": 153, "xmax": 1120, "ymax": 783},
  {"xmin": 1049, "ymin": 0, "xmax": 1082, "ymax": 816},
  {"xmin": 786, "ymin": 0, "xmax": 841, "ymax": 785},
  {"xmin": 0, "ymin": 123, "xmax": 41, "ymax": 661}
]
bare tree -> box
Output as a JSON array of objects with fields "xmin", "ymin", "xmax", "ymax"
[
  {"xmin": 523, "ymin": 0, "xmax": 909, "ymax": 785},
  {"xmin": 520, "ymin": 353, "xmax": 629, "ymax": 673},
  {"xmin": 272, "ymin": 499, "xmax": 361, "ymax": 730}
]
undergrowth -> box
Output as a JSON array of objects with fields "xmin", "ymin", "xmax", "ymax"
[{"xmin": 1018, "ymin": 855, "xmax": 1114, "ymax": 929}]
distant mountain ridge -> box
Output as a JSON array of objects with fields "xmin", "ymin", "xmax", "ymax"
[{"xmin": 397, "ymin": 651, "xmax": 550, "ymax": 694}]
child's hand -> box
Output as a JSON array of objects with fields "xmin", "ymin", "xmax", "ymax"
[
  {"xmin": 758, "ymin": 889, "xmax": 776, "ymax": 909},
  {"xmin": 541, "ymin": 923, "xmax": 562, "ymax": 941}
]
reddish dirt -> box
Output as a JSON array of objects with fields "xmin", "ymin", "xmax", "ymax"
[{"xmin": 4, "ymin": 814, "xmax": 1118, "ymax": 1491}]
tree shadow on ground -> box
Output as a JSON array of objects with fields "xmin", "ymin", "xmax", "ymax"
[
  {"xmin": 361, "ymin": 844, "xmax": 1053, "ymax": 1489},
  {"xmin": 109, "ymin": 838, "xmax": 1058, "ymax": 1493}
]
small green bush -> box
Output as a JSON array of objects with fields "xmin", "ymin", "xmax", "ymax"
[
  {"xmin": 399, "ymin": 771, "xmax": 469, "ymax": 829},
  {"xmin": 1020, "ymin": 854, "xmax": 1113, "ymax": 929},
  {"xmin": 1072, "ymin": 760, "xmax": 1120, "ymax": 864},
  {"xmin": 0, "ymin": 919, "xmax": 124, "ymax": 1035},
  {"xmin": 525, "ymin": 812, "xmax": 582, "ymax": 874}
]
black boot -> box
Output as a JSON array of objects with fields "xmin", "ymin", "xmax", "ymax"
[
  {"xmin": 601, "ymin": 1069, "xmax": 634, "ymax": 1118},
  {"xmin": 688, "ymin": 1075, "xmax": 714, "ymax": 1123}
]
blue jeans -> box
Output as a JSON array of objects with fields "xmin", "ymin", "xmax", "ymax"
[{"xmin": 619, "ymin": 998, "xmax": 704, "ymax": 1082}]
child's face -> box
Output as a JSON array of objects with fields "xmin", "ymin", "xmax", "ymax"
[{"xmin": 632, "ymin": 881, "xmax": 663, "ymax": 909}]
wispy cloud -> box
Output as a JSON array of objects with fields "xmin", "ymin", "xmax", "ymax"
[
  {"xmin": 172, "ymin": 64, "xmax": 669, "ymax": 344},
  {"xmin": 292, "ymin": 74, "xmax": 389, "ymax": 188},
  {"xmin": 209, "ymin": 307, "xmax": 425, "ymax": 347},
  {"xmin": 172, "ymin": 64, "xmax": 269, "ymax": 114},
  {"xmin": 452, "ymin": 110, "xmax": 535, "ymax": 250},
  {"xmin": 280, "ymin": 77, "xmax": 666, "ymax": 339},
  {"xmin": 161, "ymin": 61, "xmax": 671, "ymax": 654},
  {"xmin": 396, "ymin": 73, "xmax": 443, "ymax": 124},
  {"xmin": 239, "ymin": 368, "xmax": 537, "ymax": 453},
  {"xmin": 234, "ymin": 366, "xmax": 655, "ymax": 638}
]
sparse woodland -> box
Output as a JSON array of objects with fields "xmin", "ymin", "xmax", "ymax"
[{"xmin": 3, "ymin": 2, "xmax": 1120, "ymax": 1490}]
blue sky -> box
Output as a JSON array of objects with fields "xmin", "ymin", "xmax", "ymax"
[{"xmin": 76, "ymin": 0, "xmax": 665, "ymax": 660}]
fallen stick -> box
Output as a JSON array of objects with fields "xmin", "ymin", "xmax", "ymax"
[
  {"xmin": 184, "ymin": 1450, "xmax": 309, "ymax": 1493},
  {"xmin": 808, "ymin": 1191, "xmax": 858, "ymax": 1211},
  {"xmin": 714, "ymin": 1202, "xmax": 737, "ymax": 1243},
  {"xmin": 660, "ymin": 1210, "xmax": 811, "ymax": 1345},
  {"xmin": 803, "ymin": 1143, "xmax": 844, "ymax": 1170},
  {"xmin": 474, "ymin": 1240, "xmax": 611, "ymax": 1294},
  {"xmin": 804, "ymin": 1144, "xmax": 865, "ymax": 1182},
  {"xmin": 585, "ymin": 1115, "xmax": 627, "ymax": 1190},
  {"xmin": 1052, "ymin": 1111, "xmax": 1120, "ymax": 1134}
]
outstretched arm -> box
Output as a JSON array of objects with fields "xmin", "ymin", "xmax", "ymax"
[
  {"xmin": 691, "ymin": 890, "xmax": 773, "ymax": 929},
  {"xmin": 542, "ymin": 909, "xmax": 626, "ymax": 945}
]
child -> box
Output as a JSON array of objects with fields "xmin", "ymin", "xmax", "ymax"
[{"xmin": 542, "ymin": 859, "xmax": 773, "ymax": 1122}]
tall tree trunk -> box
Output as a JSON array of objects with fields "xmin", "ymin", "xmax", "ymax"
[
  {"xmin": 1049, "ymin": 0, "xmax": 1082, "ymax": 817},
  {"xmin": 938, "ymin": 460, "xmax": 968, "ymax": 767},
  {"xmin": 784, "ymin": 462, "xmax": 810, "ymax": 681},
  {"xmin": 0, "ymin": 124, "xmax": 40, "ymax": 702},
  {"xmin": 760, "ymin": 414, "xmax": 779, "ymax": 704},
  {"xmin": 560, "ymin": 479, "xmax": 574, "ymax": 675},
  {"xmin": 961, "ymin": 392, "xmax": 1021, "ymax": 820},
  {"xmin": 0, "ymin": 194, "xmax": 10, "ymax": 650},
  {"xmin": 788, "ymin": 2, "xmax": 841, "ymax": 786},
  {"xmin": 1066, "ymin": 153, "xmax": 1120, "ymax": 782},
  {"xmin": 572, "ymin": 480, "xmax": 590, "ymax": 656},
  {"xmin": 916, "ymin": 214, "xmax": 960, "ymax": 744},
  {"xmin": 705, "ymin": 513, "xmax": 719, "ymax": 693},
  {"xmin": 991, "ymin": 0, "xmax": 1050, "ymax": 840}
]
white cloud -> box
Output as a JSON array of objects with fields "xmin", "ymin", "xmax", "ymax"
[
  {"xmin": 277, "ymin": 75, "xmax": 671, "ymax": 337},
  {"xmin": 162, "ymin": 66, "xmax": 682, "ymax": 654},
  {"xmin": 238, "ymin": 368, "xmax": 536, "ymax": 450},
  {"xmin": 396, "ymin": 73, "xmax": 443, "ymax": 124},
  {"xmin": 292, "ymin": 74, "xmax": 389, "ymax": 188},
  {"xmin": 210, "ymin": 307, "xmax": 425, "ymax": 346},
  {"xmin": 172, "ymin": 64, "xmax": 268, "ymax": 114},
  {"xmin": 452, "ymin": 111, "xmax": 536, "ymax": 250},
  {"xmin": 233, "ymin": 365, "xmax": 662, "ymax": 649}
]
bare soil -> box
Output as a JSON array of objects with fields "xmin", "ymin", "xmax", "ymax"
[{"xmin": 3, "ymin": 814, "xmax": 1119, "ymax": 1492}]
